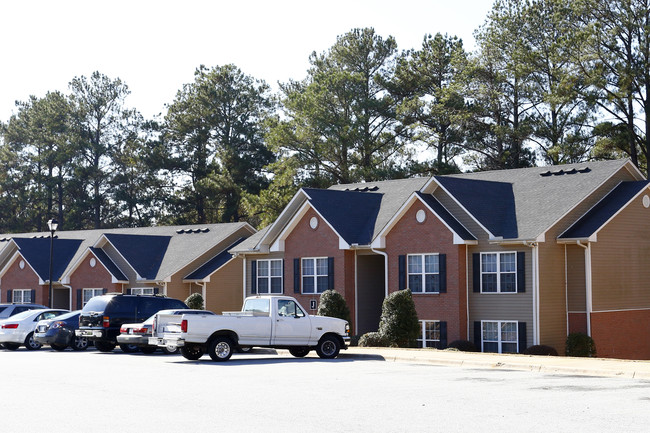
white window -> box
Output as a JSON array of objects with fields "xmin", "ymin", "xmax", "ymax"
[
  {"xmin": 481, "ymin": 252, "xmax": 517, "ymax": 293},
  {"xmin": 257, "ymin": 259, "xmax": 283, "ymax": 294},
  {"xmin": 130, "ymin": 287, "xmax": 155, "ymax": 295},
  {"xmin": 482, "ymin": 321, "xmax": 518, "ymax": 353},
  {"xmin": 302, "ymin": 257, "xmax": 328, "ymax": 294},
  {"xmin": 408, "ymin": 254, "xmax": 440, "ymax": 293},
  {"xmin": 417, "ymin": 320, "xmax": 440, "ymax": 348},
  {"xmin": 83, "ymin": 288, "xmax": 104, "ymax": 306},
  {"xmin": 13, "ymin": 289, "xmax": 32, "ymax": 304}
]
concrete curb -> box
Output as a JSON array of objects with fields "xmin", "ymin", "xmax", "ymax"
[{"xmin": 339, "ymin": 347, "xmax": 650, "ymax": 380}]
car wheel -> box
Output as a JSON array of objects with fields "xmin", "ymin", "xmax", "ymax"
[
  {"xmin": 315, "ymin": 335, "xmax": 340, "ymax": 359},
  {"xmin": 94, "ymin": 341, "xmax": 116, "ymax": 352},
  {"xmin": 50, "ymin": 343, "xmax": 67, "ymax": 351},
  {"xmin": 72, "ymin": 337, "xmax": 88, "ymax": 351},
  {"xmin": 3, "ymin": 343, "xmax": 20, "ymax": 350},
  {"xmin": 289, "ymin": 347, "xmax": 310, "ymax": 358},
  {"xmin": 162, "ymin": 345, "xmax": 179, "ymax": 355},
  {"xmin": 208, "ymin": 337, "xmax": 234, "ymax": 362},
  {"xmin": 180, "ymin": 344, "xmax": 204, "ymax": 360},
  {"xmin": 119, "ymin": 343, "xmax": 140, "ymax": 353},
  {"xmin": 140, "ymin": 346, "xmax": 157, "ymax": 354},
  {"xmin": 24, "ymin": 333, "xmax": 42, "ymax": 350}
]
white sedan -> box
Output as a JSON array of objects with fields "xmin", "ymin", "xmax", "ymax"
[{"xmin": 0, "ymin": 309, "xmax": 68, "ymax": 350}]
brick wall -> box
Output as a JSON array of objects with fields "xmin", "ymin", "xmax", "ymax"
[
  {"xmin": 385, "ymin": 202, "xmax": 467, "ymax": 342},
  {"xmin": 69, "ymin": 253, "xmax": 122, "ymax": 308},
  {"xmin": 1, "ymin": 255, "xmax": 44, "ymax": 304},
  {"xmin": 591, "ymin": 310, "xmax": 650, "ymax": 360}
]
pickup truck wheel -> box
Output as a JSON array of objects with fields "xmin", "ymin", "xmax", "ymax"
[
  {"xmin": 289, "ymin": 347, "xmax": 310, "ymax": 358},
  {"xmin": 181, "ymin": 345, "xmax": 204, "ymax": 360},
  {"xmin": 71, "ymin": 337, "xmax": 89, "ymax": 351},
  {"xmin": 208, "ymin": 337, "xmax": 234, "ymax": 362},
  {"xmin": 24, "ymin": 333, "xmax": 42, "ymax": 350},
  {"xmin": 316, "ymin": 335, "xmax": 340, "ymax": 359},
  {"xmin": 94, "ymin": 341, "xmax": 116, "ymax": 352},
  {"xmin": 162, "ymin": 345, "xmax": 179, "ymax": 355}
]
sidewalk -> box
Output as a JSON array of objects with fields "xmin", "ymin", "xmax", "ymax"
[{"xmin": 339, "ymin": 346, "xmax": 650, "ymax": 379}]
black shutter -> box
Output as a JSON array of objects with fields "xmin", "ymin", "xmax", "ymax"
[
  {"xmin": 153, "ymin": 288, "xmax": 159, "ymax": 295},
  {"xmin": 472, "ymin": 253, "xmax": 480, "ymax": 293},
  {"xmin": 439, "ymin": 321, "xmax": 448, "ymax": 349},
  {"xmin": 398, "ymin": 255, "xmax": 406, "ymax": 290},
  {"xmin": 327, "ymin": 257, "xmax": 335, "ymax": 291},
  {"xmin": 474, "ymin": 321, "xmax": 482, "ymax": 351},
  {"xmin": 76, "ymin": 289, "xmax": 82, "ymax": 310},
  {"xmin": 438, "ymin": 254, "xmax": 447, "ymax": 293},
  {"xmin": 6, "ymin": 289, "xmax": 11, "ymax": 302},
  {"xmin": 518, "ymin": 322, "xmax": 527, "ymax": 353},
  {"xmin": 31, "ymin": 289, "xmax": 36, "ymax": 304},
  {"xmin": 517, "ymin": 251, "xmax": 526, "ymax": 293},
  {"xmin": 126, "ymin": 288, "xmax": 132, "ymax": 295},
  {"xmin": 293, "ymin": 258, "xmax": 300, "ymax": 294},
  {"xmin": 102, "ymin": 288, "xmax": 108, "ymax": 295},
  {"xmin": 250, "ymin": 260, "xmax": 257, "ymax": 294}
]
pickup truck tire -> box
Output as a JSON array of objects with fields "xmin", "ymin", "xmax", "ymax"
[
  {"xmin": 208, "ymin": 337, "xmax": 234, "ymax": 362},
  {"xmin": 316, "ymin": 335, "xmax": 340, "ymax": 359},
  {"xmin": 24, "ymin": 333, "xmax": 42, "ymax": 350},
  {"xmin": 94, "ymin": 341, "xmax": 116, "ymax": 352},
  {"xmin": 181, "ymin": 345, "xmax": 204, "ymax": 360},
  {"xmin": 289, "ymin": 347, "xmax": 310, "ymax": 358}
]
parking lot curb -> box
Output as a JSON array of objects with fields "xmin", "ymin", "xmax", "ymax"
[{"xmin": 340, "ymin": 347, "xmax": 650, "ymax": 380}]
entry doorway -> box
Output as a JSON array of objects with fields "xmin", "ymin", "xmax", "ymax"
[
  {"xmin": 52, "ymin": 287, "xmax": 70, "ymax": 309},
  {"xmin": 356, "ymin": 254, "xmax": 385, "ymax": 335}
]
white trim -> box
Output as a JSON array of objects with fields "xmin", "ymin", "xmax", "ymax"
[
  {"xmin": 354, "ymin": 249, "xmax": 358, "ymax": 336},
  {"xmin": 478, "ymin": 252, "xmax": 518, "ymax": 293},
  {"xmin": 531, "ymin": 243, "xmax": 540, "ymax": 345},
  {"xmin": 416, "ymin": 320, "xmax": 441, "ymax": 348},
  {"xmin": 0, "ymin": 250, "xmax": 45, "ymax": 285},
  {"xmin": 254, "ymin": 258, "xmax": 283, "ymax": 294},
  {"xmin": 60, "ymin": 248, "xmax": 125, "ymax": 284},
  {"xmin": 95, "ymin": 235, "xmax": 141, "ymax": 280},
  {"xmin": 480, "ymin": 320, "xmax": 519, "ymax": 353},
  {"xmin": 258, "ymin": 189, "xmax": 311, "ymax": 248},
  {"xmin": 300, "ymin": 256, "xmax": 329, "ymax": 294},
  {"xmin": 559, "ymin": 183, "xmax": 650, "ymax": 241},
  {"xmin": 371, "ymin": 192, "xmax": 477, "ymax": 249},
  {"xmin": 564, "ymin": 244, "xmax": 569, "ymax": 337},
  {"xmin": 592, "ymin": 307, "xmax": 650, "ymax": 313},
  {"xmin": 406, "ymin": 253, "xmax": 441, "ymax": 294},
  {"xmin": 585, "ymin": 243, "xmax": 593, "ymax": 336},
  {"xmin": 466, "ymin": 245, "xmax": 470, "ymax": 340}
]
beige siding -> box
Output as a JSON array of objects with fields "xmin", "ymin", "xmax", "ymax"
[
  {"xmin": 205, "ymin": 257, "xmax": 244, "ymax": 313},
  {"xmin": 468, "ymin": 245, "xmax": 534, "ymax": 347},
  {"xmin": 591, "ymin": 192, "xmax": 650, "ymax": 311},
  {"xmin": 566, "ymin": 244, "xmax": 586, "ymax": 312}
]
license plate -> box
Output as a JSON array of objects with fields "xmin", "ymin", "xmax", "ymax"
[
  {"xmin": 38, "ymin": 325, "xmax": 47, "ymax": 332},
  {"xmin": 128, "ymin": 329, "xmax": 133, "ymax": 334}
]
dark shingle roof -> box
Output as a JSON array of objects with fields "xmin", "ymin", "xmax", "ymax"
[
  {"xmin": 13, "ymin": 238, "xmax": 83, "ymax": 281},
  {"xmin": 416, "ymin": 192, "xmax": 477, "ymax": 241},
  {"xmin": 559, "ymin": 181, "xmax": 650, "ymax": 239},
  {"xmin": 304, "ymin": 188, "xmax": 382, "ymax": 245},
  {"xmin": 185, "ymin": 238, "xmax": 245, "ymax": 280},
  {"xmin": 104, "ymin": 233, "xmax": 171, "ymax": 280},
  {"xmin": 434, "ymin": 176, "xmax": 518, "ymax": 238},
  {"xmin": 89, "ymin": 247, "xmax": 128, "ymax": 281}
]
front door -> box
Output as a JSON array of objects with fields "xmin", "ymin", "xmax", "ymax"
[
  {"xmin": 272, "ymin": 299, "xmax": 311, "ymax": 346},
  {"xmin": 53, "ymin": 287, "xmax": 70, "ymax": 309}
]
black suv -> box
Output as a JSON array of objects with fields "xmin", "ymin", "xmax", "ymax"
[{"xmin": 76, "ymin": 294, "xmax": 187, "ymax": 352}]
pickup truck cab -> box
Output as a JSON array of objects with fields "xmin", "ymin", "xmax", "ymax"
[{"xmin": 150, "ymin": 295, "xmax": 350, "ymax": 361}]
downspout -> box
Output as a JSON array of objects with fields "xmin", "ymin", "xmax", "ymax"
[
  {"xmin": 564, "ymin": 245, "xmax": 569, "ymax": 337},
  {"xmin": 202, "ymin": 282, "xmax": 207, "ymax": 310},
  {"xmin": 61, "ymin": 284, "xmax": 72, "ymax": 310},
  {"xmin": 466, "ymin": 245, "xmax": 470, "ymax": 340},
  {"xmin": 524, "ymin": 241, "xmax": 539, "ymax": 345},
  {"xmin": 576, "ymin": 241, "xmax": 591, "ymax": 336},
  {"xmin": 242, "ymin": 255, "xmax": 247, "ymax": 302},
  {"xmin": 354, "ymin": 249, "xmax": 358, "ymax": 336},
  {"xmin": 370, "ymin": 247, "xmax": 389, "ymax": 298}
]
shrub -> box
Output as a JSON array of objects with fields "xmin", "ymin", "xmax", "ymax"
[
  {"xmin": 358, "ymin": 332, "xmax": 388, "ymax": 347},
  {"xmin": 378, "ymin": 289, "xmax": 420, "ymax": 348},
  {"xmin": 447, "ymin": 340, "xmax": 478, "ymax": 352},
  {"xmin": 565, "ymin": 333, "xmax": 597, "ymax": 357},
  {"xmin": 523, "ymin": 345, "xmax": 558, "ymax": 356},
  {"xmin": 185, "ymin": 293, "xmax": 204, "ymax": 310},
  {"xmin": 317, "ymin": 289, "xmax": 351, "ymax": 322}
]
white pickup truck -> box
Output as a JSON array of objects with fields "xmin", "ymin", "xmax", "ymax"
[{"xmin": 149, "ymin": 295, "xmax": 350, "ymax": 361}]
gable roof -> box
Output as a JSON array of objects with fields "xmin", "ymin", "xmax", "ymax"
[
  {"xmin": 559, "ymin": 181, "xmax": 650, "ymax": 240},
  {"xmin": 12, "ymin": 238, "xmax": 83, "ymax": 282},
  {"xmin": 103, "ymin": 233, "xmax": 171, "ymax": 280},
  {"xmin": 89, "ymin": 247, "xmax": 128, "ymax": 281},
  {"xmin": 185, "ymin": 238, "xmax": 245, "ymax": 280},
  {"xmin": 415, "ymin": 192, "xmax": 477, "ymax": 241},
  {"xmin": 303, "ymin": 188, "xmax": 382, "ymax": 245}
]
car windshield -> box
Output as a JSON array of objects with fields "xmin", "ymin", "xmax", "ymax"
[{"xmin": 7, "ymin": 309, "xmax": 42, "ymax": 320}]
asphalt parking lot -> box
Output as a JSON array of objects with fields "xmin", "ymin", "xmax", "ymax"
[{"xmin": 3, "ymin": 347, "xmax": 650, "ymax": 433}]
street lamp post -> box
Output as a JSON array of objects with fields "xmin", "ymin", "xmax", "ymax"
[{"xmin": 48, "ymin": 219, "xmax": 58, "ymax": 308}]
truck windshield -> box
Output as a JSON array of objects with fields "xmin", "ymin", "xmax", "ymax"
[{"xmin": 243, "ymin": 299, "xmax": 270, "ymax": 314}]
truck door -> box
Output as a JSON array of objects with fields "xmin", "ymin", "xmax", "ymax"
[{"xmin": 272, "ymin": 299, "xmax": 311, "ymax": 346}]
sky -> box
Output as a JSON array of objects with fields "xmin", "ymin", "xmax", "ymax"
[{"xmin": 0, "ymin": 0, "xmax": 494, "ymax": 122}]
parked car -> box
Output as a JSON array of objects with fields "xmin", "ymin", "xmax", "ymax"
[
  {"xmin": 117, "ymin": 309, "xmax": 216, "ymax": 354},
  {"xmin": 76, "ymin": 294, "xmax": 188, "ymax": 353},
  {"xmin": 0, "ymin": 303, "xmax": 47, "ymax": 320},
  {"xmin": 0, "ymin": 309, "xmax": 68, "ymax": 350},
  {"xmin": 33, "ymin": 310, "xmax": 88, "ymax": 351}
]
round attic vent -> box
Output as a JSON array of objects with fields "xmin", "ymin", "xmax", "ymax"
[
  {"xmin": 416, "ymin": 209, "xmax": 426, "ymax": 223},
  {"xmin": 310, "ymin": 216, "xmax": 318, "ymax": 230},
  {"xmin": 90, "ymin": 258, "xmax": 97, "ymax": 268},
  {"xmin": 643, "ymin": 195, "xmax": 650, "ymax": 209},
  {"xmin": 19, "ymin": 260, "xmax": 25, "ymax": 269}
]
